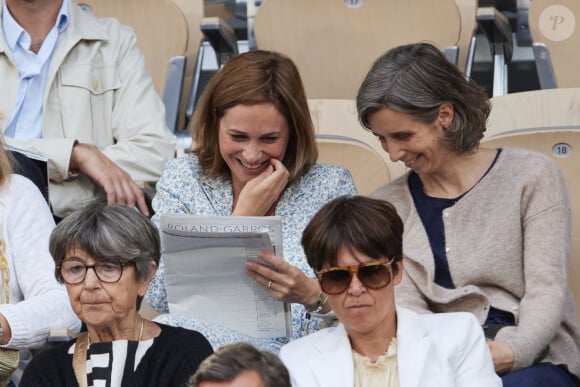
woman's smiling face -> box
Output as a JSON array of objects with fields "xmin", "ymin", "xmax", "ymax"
[
  {"xmin": 218, "ymin": 103, "xmax": 290, "ymax": 192},
  {"xmin": 368, "ymin": 106, "xmax": 452, "ymax": 176}
]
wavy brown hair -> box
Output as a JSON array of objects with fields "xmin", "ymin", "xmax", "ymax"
[{"xmin": 191, "ymin": 50, "xmax": 318, "ymax": 183}]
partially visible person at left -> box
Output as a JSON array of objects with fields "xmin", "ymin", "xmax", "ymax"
[
  {"xmin": 281, "ymin": 195, "xmax": 501, "ymax": 387},
  {"xmin": 0, "ymin": 0, "xmax": 176, "ymax": 218},
  {"xmin": 20, "ymin": 202, "xmax": 213, "ymax": 386},
  {"xmin": 0, "ymin": 134, "xmax": 79, "ymax": 386},
  {"xmin": 189, "ymin": 342, "xmax": 291, "ymax": 387}
]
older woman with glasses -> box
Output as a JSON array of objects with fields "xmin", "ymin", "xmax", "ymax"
[
  {"xmin": 280, "ymin": 196, "xmax": 501, "ymax": 387},
  {"xmin": 20, "ymin": 202, "xmax": 213, "ymax": 387}
]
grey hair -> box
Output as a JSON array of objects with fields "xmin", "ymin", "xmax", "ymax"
[
  {"xmin": 50, "ymin": 202, "xmax": 160, "ymax": 306},
  {"xmin": 356, "ymin": 42, "xmax": 490, "ymax": 154},
  {"xmin": 189, "ymin": 342, "xmax": 291, "ymax": 387}
]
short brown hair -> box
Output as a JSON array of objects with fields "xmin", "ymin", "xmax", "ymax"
[
  {"xmin": 357, "ymin": 42, "xmax": 490, "ymax": 154},
  {"xmin": 191, "ymin": 50, "xmax": 318, "ymax": 183},
  {"xmin": 301, "ymin": 195, "xmax": 403, "ymax": 273}
]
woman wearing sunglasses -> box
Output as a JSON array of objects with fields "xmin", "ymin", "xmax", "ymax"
[{"xmin": 280, "ymin": 196, "xmax": 501, "ymax": 387}]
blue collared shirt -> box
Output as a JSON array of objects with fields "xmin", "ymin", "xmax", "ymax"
[{"xmin": 2, "ymin": 0, "xmax": 69, "ymax": 140}]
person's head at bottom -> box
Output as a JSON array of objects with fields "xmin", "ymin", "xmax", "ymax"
[{"xmin": 189, "ymin": 342, "xmax": 290, "ymax": 387}]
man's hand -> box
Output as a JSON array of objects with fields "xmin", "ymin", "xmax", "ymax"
[{"xmin": 70, "ymin": 143, "xmax": 149, "ymax": 216}]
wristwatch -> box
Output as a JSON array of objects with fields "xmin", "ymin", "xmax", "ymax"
[{"xmin": 307, "ymin": 292, "xmax": 328, "ymax": 314}]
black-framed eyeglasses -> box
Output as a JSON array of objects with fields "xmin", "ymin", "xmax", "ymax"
[
  {"xmin": 59, "ymin": 259, "xmax": 128, "ymax": 284},
  {"xmin": 316, "ymin": 258, "xmax": 394, "ymax": 295}
]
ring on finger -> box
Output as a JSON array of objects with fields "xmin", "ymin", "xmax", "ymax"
[{"xmin": 268, "ymin": 280, "xmax": 273, "ymax": 289}]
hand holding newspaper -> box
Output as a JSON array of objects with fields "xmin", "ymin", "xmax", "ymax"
[{"xmin": 160, "ymin": 214, "xmax": 292, "ymax": 339}]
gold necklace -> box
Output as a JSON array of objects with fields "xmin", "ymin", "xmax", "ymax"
[{"xmin": 137, "ymin": 318, "xmax": 145, "ymax": 341}]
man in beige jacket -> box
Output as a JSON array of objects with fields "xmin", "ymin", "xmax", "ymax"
[{"xmin": 0, "ymin": 0, "xmax": 176, "ymax": 218}]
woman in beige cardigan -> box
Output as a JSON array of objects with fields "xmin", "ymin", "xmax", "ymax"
[{"xmin": 357, "ymin": 42, "xmax": 580, "ymax": 387}]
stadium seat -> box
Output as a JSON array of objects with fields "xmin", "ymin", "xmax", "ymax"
[
  {"xmin": 454, "ymin": 0, "xmax": 478, "ymax": 76},
  {"xmin": 168, "ymin": 0, "xmax": 205, "ymax": 132},
  {"xmin": 316, "ymin": 135, "xmax": 390, "ymax": 196},
  {"xmin": 253, "ymin": 0, "xmax": 463, "ymax": 99},
  {"xmin": 309, "ymin": 99, "xmax": 407, "ymax": 181},
  {"xmin": 483, "ymin": 88, "xmax": 580, "ymax": 320},
  {"xmin": 485, "ymin": 88, "xmax": 580, "ymax": 139}
]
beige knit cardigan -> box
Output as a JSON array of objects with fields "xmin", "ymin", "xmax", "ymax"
[{"xmin": 372, "ymin": 147, "xmax": 580, "ymax": 378}]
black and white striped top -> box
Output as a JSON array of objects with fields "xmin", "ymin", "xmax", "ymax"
[
  {"xmin": 20, "ymin": 324, "xmax": 214, "ymax": 387},
  {"xmin": 69, "ymin": 339, "xmax": 154, "ymax": 387}
]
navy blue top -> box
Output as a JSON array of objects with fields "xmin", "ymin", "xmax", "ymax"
[
  {"xmin": 409, "ymin": 172, "xmax": 459, "ymax": 289},
  {"xmin": 409, "ymin": 149, "xmax": 513, "ymax": 325}
]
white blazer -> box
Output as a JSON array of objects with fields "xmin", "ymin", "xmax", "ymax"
[{"xmin": 280, "ymin": 306, "xmax": 501, "ymax": 387}]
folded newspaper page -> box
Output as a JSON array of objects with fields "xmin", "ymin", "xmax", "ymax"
[{"xmin": 160, "ymin": 214, "xmax": 292, "ymax": 339}]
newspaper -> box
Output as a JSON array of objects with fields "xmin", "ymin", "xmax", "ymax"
[{"xmin": 159, "ymin": 214, "xmax": 292, "ymax": 339}]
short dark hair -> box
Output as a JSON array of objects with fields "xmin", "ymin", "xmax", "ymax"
[
  {"xmin": 191, "ymin": 49, "xmax": 318, "ymax": 184},
  {"xmin": 50, "ymin": 202, "xmax": 160, "ymax": 309},
  {"xmin": 189, "ymin": 342, "xmax": 290, "ymax": 387},
  {"xmin": 357, "ymin": 42, "xmax": 490, "ymax": 154},
  {"xmin": 301, "ymin": 195, "xmax": 403, "ymax": 273}
]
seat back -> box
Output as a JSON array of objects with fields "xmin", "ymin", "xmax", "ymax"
[
  {"xmin": 454, "ymin": 0, "xmax": 478, "ymax": 75},
  {"xmin": 254, "ymin": 0, "xmax": 461, "ymax": 99},
  {"xmin": 486, "ymin": 88, "xmax": 580, "ymax": 139},
  {"xmin": 316, "ymin": 135, "xmax": 390, "ymax": 196},
  {"xmin": 309, "ymin": 99, "xmax": 407, "ymax": 181},
  {"xmin": 484, "ymin": 89, "xmax": 580, "ymax": 319},
  {"xmin": 169, "ymin": 0, "xmax": 204, "ymax": 131},
  {"xmin": 529, "ymin": 0, "xmax": 580, "ymax": 88}
]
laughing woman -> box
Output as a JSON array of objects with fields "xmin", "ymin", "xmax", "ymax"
[{"xmin": 144, "ymin": 50, "xmax": 357, "ymax": 353}]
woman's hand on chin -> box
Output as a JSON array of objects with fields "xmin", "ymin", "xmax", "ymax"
[
  {"xmin": 232, "ymin": 159, "xmax": 289, "ymax": 216},
  {"xmin": 246, "ymin": 251, "xmax": 320, "ymax": 306}
]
